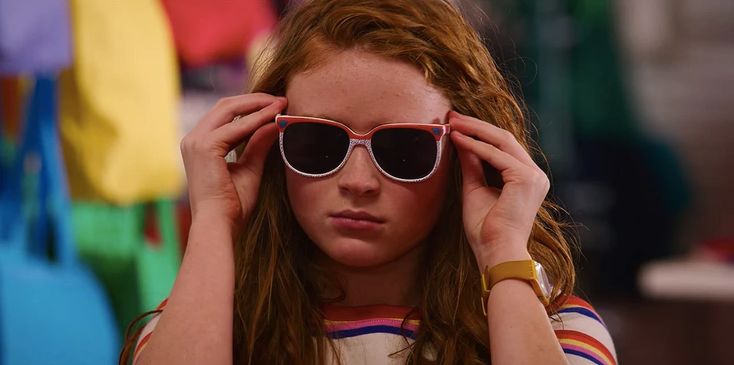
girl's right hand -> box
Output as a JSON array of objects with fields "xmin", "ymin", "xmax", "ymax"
[{"xmin": 180, "ymin": 93, "xmax": 287, "ymax": 231}]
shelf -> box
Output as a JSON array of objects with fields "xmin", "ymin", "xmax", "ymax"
[{"xmin": 638, "ymin": 259, "xmax": 734, "ymax": 301}]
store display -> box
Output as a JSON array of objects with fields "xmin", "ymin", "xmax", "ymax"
[{"xmin": 0, "ymin": 77, "xmax": 118, "ymax": 365}]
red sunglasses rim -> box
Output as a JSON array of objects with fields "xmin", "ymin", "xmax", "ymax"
[{"xmin": 274, "ymin": 114, "xmax": 450, "ymax": 140}]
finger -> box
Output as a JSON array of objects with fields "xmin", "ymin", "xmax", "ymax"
[
  {"xmin": 236, "ymin": 122, "xmax": 278, "ymax": 173},
  {"xmin": 451, "ymin": 130, "xmax": 520, "ymax": 173},
  {"xmin": 209, "ymin": 99, "xmax": 286, "ymax": 150},
  {"xmin": 196, "ymin": 93, "xmax": 285, "ymax": 132},
  {"xmin": 453, "ymin": 130, "xmax": 551, "ymax": 201},
  {"xmin": 453, "ymin": 135, "xmax": 488, "ymax": 191},
  {"xmin": 229, "ymin": 123, "xmax": 278, "ymax": 212},
  {"xmin": 448, "ymin": 111, "xmax": 536, "ymax": 168}
]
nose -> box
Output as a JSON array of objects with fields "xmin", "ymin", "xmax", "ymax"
[{"xmin": 337, "ymin": 146, "xmax": 381, "ymax": 197}]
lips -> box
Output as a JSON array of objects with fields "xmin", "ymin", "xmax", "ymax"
[
  {"xmin": 329, "ymin": 210, "xmax": 386, "ymax": 231},
  {"xmin": 331, "ymin": 210, "xmax": 386, "ymax": 223}
]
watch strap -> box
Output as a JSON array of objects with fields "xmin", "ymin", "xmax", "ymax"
[{"xmin": 480, "ymin": 260, "xmax": 550, "ymax": 316}]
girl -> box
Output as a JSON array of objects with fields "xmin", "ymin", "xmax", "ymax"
[{"xmin": 124, "ymin": 0, "xmax": 616, "ymax": 364}]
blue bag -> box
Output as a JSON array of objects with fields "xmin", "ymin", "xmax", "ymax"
[{"xmin": 0, "ymin": 77, "xmax": 119, "ymax": 365}]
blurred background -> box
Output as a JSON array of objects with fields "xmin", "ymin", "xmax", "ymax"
[{"xmin": 0, "ymin": 0, "xmax": 732, "ymax": 364}]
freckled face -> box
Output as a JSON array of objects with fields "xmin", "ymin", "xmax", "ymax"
[{"xmin": 284, "ymin": 49, "xmax": 452, "ymax": 268}]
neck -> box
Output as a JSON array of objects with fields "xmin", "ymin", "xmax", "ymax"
[{"xmin": 320, "ymin": 244, "xmax": 425, "ymax": 307}]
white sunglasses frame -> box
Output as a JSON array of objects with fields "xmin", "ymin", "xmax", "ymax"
[{"xmin": 275, "ymin": 114, "xmax": 451, "ymax": 183}]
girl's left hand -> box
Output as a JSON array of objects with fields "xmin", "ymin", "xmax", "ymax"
[{"xmin": 448, "ymin": 110, "xmax": 550, "ymax": 270}]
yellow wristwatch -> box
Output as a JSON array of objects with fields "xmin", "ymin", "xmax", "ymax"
[{"xmin": 480, "ymin": 260, "xmax": 552, "ymax": 315}]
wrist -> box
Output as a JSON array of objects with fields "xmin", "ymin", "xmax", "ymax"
[
  {"xmin": 482, "ymin": 258, "xmax": 553, "ymax": 308},
  {"xmin": 190, "ymin": 211, "xmax": 238, "ymax": 240},
  {"xmin": 474, "ymin": 242, "xmax": 531, "ymax": 271}
]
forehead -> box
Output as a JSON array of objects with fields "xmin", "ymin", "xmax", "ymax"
[{"xmin": 285, "ymin": 49, "xmax": 451, "ymax": 132}]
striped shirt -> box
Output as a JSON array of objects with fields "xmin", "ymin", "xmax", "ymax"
[{"xmin": 133, "ymin": 295, "xmax": 616, "ymax": 364}]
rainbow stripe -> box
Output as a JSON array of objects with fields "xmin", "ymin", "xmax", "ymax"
[
  {"xmin": 558, "ymin": 296, "xmax": 607, "ymax": 328},
  {"xmin": 325, "ymin": 318, "xmax": 420, "ymax": 339},
  {"xmin": 323, "ymin": 303, "xmax": 420, "ymax": 340},
  {"xmin": 556, "ymin": 330, "xmax": 617, "ymax": 365}
]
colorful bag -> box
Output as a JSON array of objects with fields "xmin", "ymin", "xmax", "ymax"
[
  {"xmin": 73, "ymin": 199, "xmax": 181, "ymax": 334},
  {"xmin": 136, "ymin": 200, "xmax": 181, "ymax": 311},
  {"xmin": 0, "ymin": 0, "xmax": 72, "ymax": 74},
  {"xmin": 59, "ymin": 0, "xmax": 182, "ymax": 204},
  {"xmin": 1, "ymin": 77, "xmax": 23, "ymax": 138},
  {"xmin": 0, "ymin": 77, "xmax": 118, "ymax": 365},
  {"xmin": 1, "ymin": 77, "xmax": 22, "ymax": 193}
]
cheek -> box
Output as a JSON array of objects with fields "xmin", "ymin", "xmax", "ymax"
[
  {"xmin": 285, "ymin": 169, "xmax": 313, "ymax": 215},
  {"xmin": 395, "ymin": 160, "xmax": 452, "ymax": 232},
  {"xmin": 285, "ymin": 169, "xmax": 333, "ymax": 234},
  {"xmin": 419, "ymin": 149, "xmax": 452, "ymax": 196},
  {"xmin": 422, "ymin": 158, "xmax": 453, "ymax": 217}
]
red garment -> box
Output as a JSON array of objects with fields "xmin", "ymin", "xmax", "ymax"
[{"xmin": 161, "ymin": 0, "xmax": 277, "ymax": 66}]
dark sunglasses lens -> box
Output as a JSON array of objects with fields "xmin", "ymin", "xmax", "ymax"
[
  {"xmin": 282, "ymin": 122, "xmax": 349, "ymax": 174},
  {"xmin": 372, "ymin": 128, "xmax": 437, "ymax": 180}
]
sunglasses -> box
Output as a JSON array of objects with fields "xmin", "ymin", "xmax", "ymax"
[{"xmin": 275, "ymin": 114, "xmax": 451, "ymax": 182}]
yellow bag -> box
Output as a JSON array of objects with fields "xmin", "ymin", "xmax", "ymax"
[{"xmin": 60, "ymin": 0, "xmax": 182, "ymax": 204}]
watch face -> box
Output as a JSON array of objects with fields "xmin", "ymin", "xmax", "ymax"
[{"xmin": 533, "ymin": 261, "xmax": 553, "ymax": 298}]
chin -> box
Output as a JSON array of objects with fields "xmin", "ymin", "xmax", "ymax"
[
  {"xmin": 318, "ymin": 238, "xmax": 397, "ymax": 269},
  {"xmin": 317, "ymin": 235, "xmax": 425, "ymax": 271}
]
